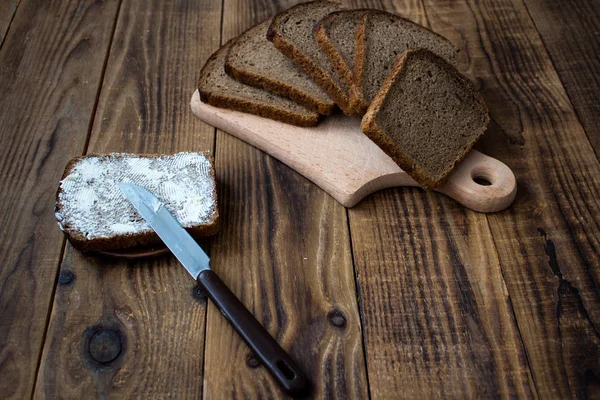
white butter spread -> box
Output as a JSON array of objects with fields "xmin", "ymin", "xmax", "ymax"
[{"xmin": 55, "ymin": 152, "xmax": 216, "ymax": 240}]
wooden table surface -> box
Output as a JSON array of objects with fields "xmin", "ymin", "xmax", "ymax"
[{"xmin": 0, "ymin": 0, "xmax": 598, "ymax": 398}]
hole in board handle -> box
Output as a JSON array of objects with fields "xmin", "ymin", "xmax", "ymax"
[
  {"xmin": 473, "ymin": 176, "xmax": 492, "ymax": 186},
  {"xmin": 276, "ymin": 360, "xmax": 296, "ymax": 380}
]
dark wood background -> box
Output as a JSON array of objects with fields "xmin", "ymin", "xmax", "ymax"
[{"xmin": 0, "ymin": 0, "xmax": 598, "ymax": 398}]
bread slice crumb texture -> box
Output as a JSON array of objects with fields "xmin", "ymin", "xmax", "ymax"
[
  {"xmin": 199, "ymin": 39, "xmax": 320, "ymax": 127},
  {"xmin": 362, "ymin": 49, "xmax": 489, "ymax": 189},
  {"xmin": 314, "ymin": 9, "xmax": 366, "ymax": 87}
]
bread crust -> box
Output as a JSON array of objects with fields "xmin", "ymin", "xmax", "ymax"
[
  {"xmin": 225, "ymin": 21, "xmax": 335, "ymax": 116},
  {"xmin": 353, "ymin": 10, "xmax": 460, "ymax": 115},
  {"xmin": 199, "ymin": 38, "xmax": 321, "ymax": 127},
  {"xmin": 267, "ymin": 1, "xmax": 357, "ymax": 116},
  {"xmin": 349, "ymin": 12, "xmax": 371, "ymax": 115},
  {"xmin": 361, "ymin": 49, "xmax": 488, "ymax": 190},
  {"xmin": 313, "ymin": 9, "xmax": 368, "ymax": 88},
  {"xmin": 200, "ymin": 89, "xmax": 321, "ymax": 127},
  {"xmin": 55, "ymin": 153, "xmax": 220, "ymax": 252}
]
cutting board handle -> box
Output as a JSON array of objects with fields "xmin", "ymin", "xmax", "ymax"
[{"xmin": 435, "ymin": 150, "xmax": 517, "ymax": 213}]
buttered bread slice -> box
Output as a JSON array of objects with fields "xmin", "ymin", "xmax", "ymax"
[{"xmin": 55, "ymin": 152, "xmax": 219, "ymax": 252}]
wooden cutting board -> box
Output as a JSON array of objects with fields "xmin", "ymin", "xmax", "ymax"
[{"xmin": 190, "ymin": 90, "xmax": 516, "ymax": 213}]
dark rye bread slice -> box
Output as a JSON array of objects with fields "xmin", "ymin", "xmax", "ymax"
[
  {"xmin": 199, "ymin": 39, "xmax": 321, "ymax": 127},
  {"xmin": 225, "ymin": 19, "xmax": 335, "ymax": 115},
  {"xmin": 55, "ymin": 152, "xmax": 220, "ymax": 252},
  {"xmin": 267, "ymin": 1, "xmax": 357, "ymax": 116},
  {"xmin": 313, "ymin": 10, "xmax": 366, "ymax": 88},
  {"xmin": 352, "ymin": 10, "xmax": 460, "ymax": 115},
  {"xmin": 361, "ymin": 49, "xmax": 489, "ymax": 190}
]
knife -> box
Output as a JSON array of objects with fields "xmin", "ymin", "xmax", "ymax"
[{"xmin": 118, "ymin": 182, "xmax": 307, "ymax": 393}]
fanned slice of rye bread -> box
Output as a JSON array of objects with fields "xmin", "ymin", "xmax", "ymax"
[
  {"xmin": 361, "ymin": 49, "xmax": 489, "ymax": 190},
  {"xmin": 55, "ymin": 152, "xmax": 220, "ymax": 252},
  {"xmin": 352, "ymin": 10, "xmax": 460, "ymax": 115},
  {"xmin": 267, "ymin": 1, "xmax": 358, "ymax": 116},
  {"xmin": 199, "ymin": 39, "xmax": 321, "ymax": 127},
  {"xmin": 225, "ymin": 19, "xmax": 335, "ymax": 115},
  {"xmin": 314, "ymin": 9, "xmax": 367, "ymax": 88}
]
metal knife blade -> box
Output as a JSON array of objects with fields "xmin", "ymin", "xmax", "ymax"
[{"xmin": 118, "ymin": 182, "xmax": 210, "ymax": 279}]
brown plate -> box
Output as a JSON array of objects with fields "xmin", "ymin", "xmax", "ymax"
[{"xmin": 95, "ymin": 244, "xmax": 170, "ymax": 259}]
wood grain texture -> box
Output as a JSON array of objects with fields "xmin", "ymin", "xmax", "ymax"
[
  {"xmin": 87, "ymin": 1, "xmax": 219, "ymax": 153},
  {"xmin": 0, "ymin": 0, "xmax": 18, "ymax": 45},
  {"xmin": 523, "ymin": 0, "xmax": 600, "ymax": 157},
  {"xmin": 201, "ymin": 1, "xmax": 368, "ymax": 398},
  {"xmin": 422, "ymin": 0, "xmax": 600, "ymax": 397},
  {"xmin": 34, "ymin": 247, "xmax": 210, "ymax": 398},
  {"xmin": 350, "ymin": 192, "xmax": 536, "ymax": 398},
  {"xmin": 191, "ymin": 93, "xmax": 517, "ymax": 212},
  {"xmin": 344, "ymin": 0, "xmax": 428, "ymax": 26},
  {"xmin": 0, "ymin": 0, "xmax": 120, "ymax": 397},
  {"xmin": 205, "ymin": 141, "xmax": 368, "ymax": 398},
  {"xmin": 345, "ymin": 1, "xmax": 536, "ymax": 398},
  {"xmin": 34, "ymin": 0, "xmax": 221, "ymax": 398},
  {"xmin": 205, "ymin": 137, "xmax": 367, "ymax": 398}
]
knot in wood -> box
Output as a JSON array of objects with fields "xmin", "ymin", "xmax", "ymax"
[
  {"xmin": 192, "ymin": 284, "xmax": 208, "ymax": 300},
  {"xmin": 58, "ymin": 271, "xmax": 75, "ymax": 286},
  {"xmin": 246, "ymin": 353, "xmax": 261, "ymax": 368},
  {"xmin": 88, "ymin": 329, "xmax": 122, "ymax": 364},
  {"xmin": 328, "ymin": 309, "xmax": 347, "ymax": 329}
]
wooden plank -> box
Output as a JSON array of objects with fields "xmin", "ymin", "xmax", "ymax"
[
  {"xmin": 201, "ymin": 1, "xmax": 369, "ymax": 397},
  {"xmin": 346, "ymin": 1, "xmax": 537, "ymax": 398},
  {"xmin": 350, "ymin": 193, "xmax": 537, "ymax": 398},
  {"xmin": 422, "ymin": 0, "xmax": 600, "ymax": 397},
  {"xmin": 34, "ymin": 0, "xmax": 221, "ymax": 398},
  {"xmin": 0, "ymin": 0, "xmax": 120, "ymax": 398},
  {"xmin": 523, "ymin": 0, "xmax": 600, "ymax": 156},
  {"xmin": 0, "ymin": 0, "xmax": 18, "ymax": 45},
  {"xmin": 205, "ymin": 141, "xmax": 369, "ymax": 398}
]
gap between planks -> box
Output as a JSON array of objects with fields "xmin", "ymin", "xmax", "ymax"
[
  {"xmin": 29, "ymin": 0, "xmax": 123, "ymax": 397},
  {"xmin": 0, "ymin": 0, "xmax": 21, "ymax": 50},
  {"xmin": 81, "ymin": 0, "xmax": 126, "ymax": 156},
  {"xmin": 519, "ymin": 0, "xmax": 600, "ymax": 162},
  {"xmin": 30, "ymin": 237, "xmax": 66, "ymax": 400},
  {"xmin": 477, "ymin": 0, "xmax": 592, "ymax": 396},
  {"xmin": 198, "ymin": 0, "xmax": 225, "ymax": 396},
  {"xmin": 345, "ymin": 207, "xmax": 373, "ymax": 400},
  {"xmin": 475, "ymin": 0, "xmax": 542, "ymax": 394}
]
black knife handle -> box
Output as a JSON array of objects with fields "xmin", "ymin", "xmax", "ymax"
[{"xmin": 197, "ymin": 269, "xmax": 308, "ymax": 394}]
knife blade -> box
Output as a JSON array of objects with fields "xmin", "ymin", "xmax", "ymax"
[{"xmin": 118, "ymin": 182, "xmax": 307, "ymax": 394}]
